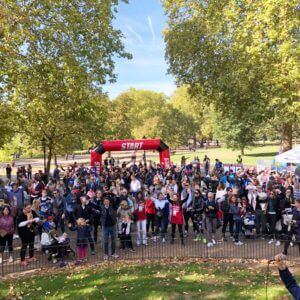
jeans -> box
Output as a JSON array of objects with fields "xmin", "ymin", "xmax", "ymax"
[
  {"xmin": 234, "ymin": 219, "xmax": 242, "ymax": 242},
  {"xmin": 20, "ymin": 235, "xmax": 35, "ymax": 261},
  {"xmin": 93, "ymin": 217, "xmax": 101, "ymax": 243},
  {"xmin": 255, "ymin": 210, "xmax": 267, "ymax": 235},
  {"xmin": 0, "ymin": 234, "xmax": 13, "ymax": 253},
  {"xmin": 136, "ymin": 220, "xmax": 147, "ymax": 245},
  {"xmin": 205, "ymin": 217, "xmax": 217, "ymax": 243},
  {"xmin": 268, "ymin": 213, "xmax": 277, "ymax": 237},
  {"xmin": 146, "ymin": 213, "xmax": 155, "ymax": 233},
  {"xmin": 222, "ymin": 213, "xmax": 234, "ymax": 236},
  {"xmin": 154, "ymin": 215, "xmax": 167, "ymax": 238},
  {"xmin": 183, "ymin": 210, "xmax": 193, "ymax": 232},
  {"xmin": 102, "ymin": 225, "xmax": 116, "ymax": 255}
]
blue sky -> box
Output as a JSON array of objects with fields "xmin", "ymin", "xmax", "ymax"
[{"xmin": 103, "ymin": 0, "xmax": 176, "ymax": 99}]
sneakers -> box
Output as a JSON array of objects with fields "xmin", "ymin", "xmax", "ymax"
[
  {"xmin": 162, "ymin": 238, "xmax": 166, "ymax": 243},
  {"xmin": 207, "ymin": 242, "xmax": 213, "ymax": 248},
  {"xmin": 129, "ymin": 248, "xmax": 135, "ymax": 252},
  {"xmin": 142, "ymin": 242, "xmax": 148, "ymax": 246},
  {"xmin": 275, "ymin": 240, "xmax": 281, "ymax": 247},
  {"xmin": 212, "ymin": 239, "xmax": 216, "ymax": 245},
  {"xmin": 268, "ymin": 239, "xmax": 274, "ymax": 245},
  {"xmin": 8, "ymin": 256, "xmax": 13, "ymax": 263},
  {"xmin": 234, "ymin": 241, "xmax": 243, "ymax": 246},
  {"xmin": 0, "ymin": 256, "xmax": 2, "ymax": 264},
  {"xmin": 91, "ymin": 250, "xmax": 96, "ymax": 255},
  {"xmin": 13, "ymin": 234, "xmax": 19, "ymax": 240},
  {"xmin": 202, "ymin": 237, "xmax": 207, "ymax": 244},
  {"xmin": 103, "ymin": 254, "xmax": 109, "ymax": 260},
  {"xmin": 111, "ymin": 253, "xmax": 119, "ymax": 259}
]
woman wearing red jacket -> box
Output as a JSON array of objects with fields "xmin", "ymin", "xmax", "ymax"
[
  {"xmin": 167, "ymin": 191, "xmax": 188, "ymax": 245},
  {"xmin": 134, "ymin": 191, "xmax": 147, "ymax": 246},
  {"xmin": 145, "ymin": 193, "xmax": 156, "ymax": 236}
]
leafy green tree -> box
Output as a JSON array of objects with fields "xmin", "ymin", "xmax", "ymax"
[
  {"xmin": 1, "ymin": 0, "xmax": 130, "ymax": 172},
  {"xmin": 163, "ymin": 0, "xmax": 299, "ymax": 152}
]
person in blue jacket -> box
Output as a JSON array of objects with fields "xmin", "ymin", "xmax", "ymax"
[{"xmin": 275, "ymin": 253, "xmax": 300, "ymax": 300}]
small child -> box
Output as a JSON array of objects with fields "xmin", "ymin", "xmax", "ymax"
[
  {"xmin": 69, "ymin": 218, "xmax": 89, "ymax": 264},
  {"xmin": 120, "ymin": 215, "xmax": 134, "ymax": 252}
]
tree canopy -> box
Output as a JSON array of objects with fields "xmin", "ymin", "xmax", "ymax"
[{"xmin": 163, "ymin": 0, "xmax": 300, "ymax": 152}]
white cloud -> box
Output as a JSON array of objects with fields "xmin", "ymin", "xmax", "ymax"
[
  {"xmin": 126, "ymin": 25, "xmax": 144, "ymax": 44},
  {"xmin": 147, "ymin": 16, "xmax": 156, "ymax": 43}
]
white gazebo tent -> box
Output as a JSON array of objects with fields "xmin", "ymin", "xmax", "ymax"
[{"xmin": 274, "ymin": 146, "xmax": 300, "ymax": 164}]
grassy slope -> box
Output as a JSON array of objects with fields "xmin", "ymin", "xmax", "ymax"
[
  {"xmin": 0, "ymin": 260, "xmax": 295, "ymax": 300},
  {"xmin": 170, "ymin": 145, "xmax": 279, "ymax": 165}
]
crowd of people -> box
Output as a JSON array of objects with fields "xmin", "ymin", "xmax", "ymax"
[{"xmin": 0, "ymin": 155, "xmax": 299, "ymax": 267}]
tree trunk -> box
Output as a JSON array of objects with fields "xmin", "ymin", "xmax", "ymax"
[
  {"xmin": 54, "ymin": 154, "xmax": 57, "ymax": 165},
  {"xmin": 281, "ymin": 123, "xmax": 293, "ymax": 152},
  {"xmin": 46, "ymin": 147, "xmax": 53, "ymax": 175},
  {"xmin": 193, "ymin": 133, "xmax": 197, "ymax": 148},
  {"xmin": 241, "ymin": 147, "xmax": 245, "ymax": 156}
]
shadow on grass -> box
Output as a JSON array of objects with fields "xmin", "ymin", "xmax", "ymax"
[
  {"xmin": 1, "ymin": 262, "xmax": 289, "ymax": 300},
  {"xmin": 245, "ymin": 152, "xmax": 277, "ymax": 157}
]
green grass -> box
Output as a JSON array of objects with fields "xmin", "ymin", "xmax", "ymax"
[
  {"xmin": 171, "ymin": 144, "xmax": 280, "ymax": 166},
  {"xmin": 0, "ymin": 260, "xmax": 295, "ymax": 300}
]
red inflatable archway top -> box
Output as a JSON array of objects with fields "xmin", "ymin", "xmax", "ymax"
[{"xmin": 90, "ymin": 139, "xmax": 171, "ymax": 169}]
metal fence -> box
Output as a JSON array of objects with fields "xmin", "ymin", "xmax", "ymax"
[{"xmin": 1, "ymin": 234, "xmax": 299, "ymax": 277}]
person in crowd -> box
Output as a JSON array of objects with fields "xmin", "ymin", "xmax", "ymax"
[
  {"xmin": 191, "ymin": 189, "xmax": 205, "ymax": 240},
  {"xmin": 130, "ymin": 174, "xmax": 141, "ymax": 197},
  {"xmin": 0, "ymin": 205, "xmax": 14, "ymax": 264},
  {"xmin": 26, "ymin": 164, "xmax": 32, "ymax": 180},
  {"xmin": 91, "ymin": 190, "xmax": 102, "ymax": 243},
  {"xmin": 100, "ymin": 197, "xmax": 118, "ymax": 260},
  {"xmin": 266, "ymin": 190, "xmax": 281, "ymax": 246},
  {"xmin": 119, "ymin": 214, "xmax": 134, "ymax": 252},
  {"xmin": 229, "ymin": 195, "xmax": 244, "ymax": 246},
  {"xmin": 181, "ymin": 182, "xmax": 193, "ymax": 237},
  {"xmin": 6, "ymin": 164, "xmax": 12, "ymax": 180},
  {"xmin": 39, "ymin": 189, "xmax": 53, "ymax": 220},
  {"xmin": 167, "ymin": 190, "xmax": 188, "ymax": 245},
  {"xmin": 221, "ymin": 187, "xmax": 234, "ymax": 241},
  {"xmin": 74, "ymin": 196, "xmax": 95, "ymax": 255},
  {"xmin": 134, "ymin": 191, "xmax": 147, "ymax": 246},
  {"xmin": 69, "ymin": 218, "xmax": 90, "ymax": 264},
  {"xmin": 17, "ymin": 202, "xmax": 39, "ymax": 266},
  {"xmin": 204, "ymin": 192, "xmax": 218, "ymax": 247},
  {"xmin": 145, "ymin": 192, "xmax": 156, "ymax": 236},
  {"xmin": 9, "ymin": 183, "xmax": 24, "ymax": 214},
  {"xmin": 152, "ymin": 192, "xmax": 169, "ymax": 243},
  {"xmin": 52, "ymin": 189, "xmax": 66, "ymax": 233},
  {"xmin": 283, "ymin": 198, "xmax": 300, "ymax": 255}
]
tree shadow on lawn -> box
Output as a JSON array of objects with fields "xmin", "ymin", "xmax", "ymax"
[
  {"xmin": 245, "ymin": 152, "xmax": 277, "ymax": 158},
  {"xmin": 3, "ymin": 262, "xmax": 289, "ymax": 300}
]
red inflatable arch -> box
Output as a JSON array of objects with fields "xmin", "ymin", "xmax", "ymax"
[{"xmin": 90, "ymin": 139, "xmax": 171, "ymax": 169}]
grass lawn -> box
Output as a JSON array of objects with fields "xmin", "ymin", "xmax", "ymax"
[
  {"xmin": 0, "ymin": 259, "xmax": 296, "ymax": 300},
  {"xmin": 171, "ymin": 144, "xmax": 280, "ymax": 166}
]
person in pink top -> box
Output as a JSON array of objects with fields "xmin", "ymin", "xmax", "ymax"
[{"xmin": 0, "ymin": 205, "xmax": 15, "ymax": 264}]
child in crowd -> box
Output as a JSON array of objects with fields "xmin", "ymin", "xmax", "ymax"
[
  {"xmin": 69, "ymin": 218, "xmax": 89, "ymax": 264},
  {"xmin": 120, "ymin": 215, "xmax": 134, "ymax": 251},
  {"xmin": 134, "ymin": 191, "xmax": 147, "ymax": 246}
]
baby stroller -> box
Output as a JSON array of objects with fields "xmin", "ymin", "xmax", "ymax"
[
  {"xmin": 41, "ymin": 219, "xmax": 75, "ymax": 265},
  {"xmin": 243, "ymin": 212, "xmax": 256, "ymax": 239}
]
